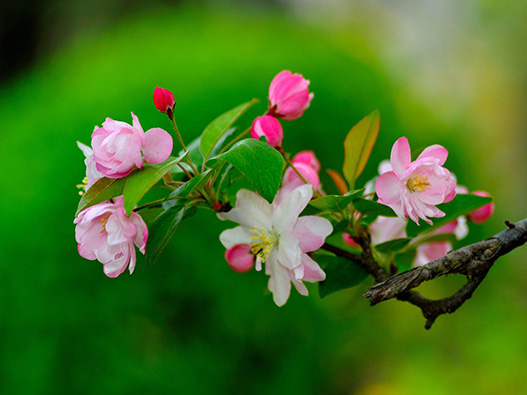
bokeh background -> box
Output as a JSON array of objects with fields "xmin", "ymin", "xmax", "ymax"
[{"xmin": 2, "ymin": 1, "xmax": 527, "ymax": 393}]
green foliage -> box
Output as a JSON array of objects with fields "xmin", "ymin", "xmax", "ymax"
[
  {"xmin": 342, "ymin": 110, "xmax": 380, "ymax": 189},
  {"xmin": 309, "ymin": 189, "xmax": 364, "ymax": 211},
  {"xmin": 75, "ymin": 177, "xmax": 126, "ymax": 216},
  {"xmin": 374, "ymin": 238, "xmax": 412, "ymax": 253},
  {"xmin": 213, "ymin": 139, "xmax": 284, "ymax": 202},
  {"xmin": 353, "ymin": 198, "xmax": 397, "ymax": 217},
  {"xmin": 318, "ymin": 255, "xmax": 369, "ymax": 298},
  {"xmin": 123, "ymin": 156, "xmax": 184, "ymax": 215},
  {"xmin": 199, "ymin": 99, "xmax": 259, "ymax": 163},
  {"xmin": 406, "ymin": 194, "xmax": 492, "ymax": 237}
]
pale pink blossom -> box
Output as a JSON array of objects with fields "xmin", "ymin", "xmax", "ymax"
[
  {"xmin": 283, "ymin": 162, "xmax": 320, "ymax": 190},
  {"xmin": 268, "ymin": 70, "xmax": 314, "ymax": 121},
  {"xmin": 375, "ymin": 137, "xmax": 456, "ymax": 225},
  {"xmin": 92, "ymin": 112, "xmax": 173, "ymax": 178},
  {"xmin": 225, "ymin": 244, "xmax": 255, "ymax": 273},
  {"xmin": 250, "ymin": 115, "xmax": 283, "ymax": 147},
  {"xmin": 74, "ymin": 196, "xmax": 148, "ymax": 278},
  {"xmin": 153, "ymin": 87, "xmax": 176, "ymax": 114},
  {"xmin": 218, "ymin": 184, "xmax": 332, "ymax": 306},
  {"xmin": 467, "ymin": 191, "xmax": 495, "ymax": 224},
  {"xmin": 291, "ymin": 150, "xmax": 320, "ymax": 172},
  {"xmin": 77, "ymin": 142, "xmax": 104, "ymax": 190},
  {"xmin": 370, "ymin": 216, "xmax": 408, "ymax": 246}
]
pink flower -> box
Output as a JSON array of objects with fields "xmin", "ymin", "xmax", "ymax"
[
  {"xmin": 370, "ymin": 216, "xmax": 408, "ymax": 245},
  {"xmin": 225, "ymin": 244, "xmax": 255, "ymax": 273},
  {"xmin": 375, "ymin": 137, "xmax": 456, "ymax": 225},
  {"xmin": 250, "ymin": 115, "xmax": 283, "ymax": 148},
  {"xmin": 218, "ymin": 184, "xmax": 332, "ymax": 306},
  {"xmin": 291, "ymin": 150, "xmax": 320, "ymax": 172},
  {"xmin": 91, "ymin": 112, "xmax": 173, "ymax": 178},
  {"xmin": 74, "ymin": 196, "xmax": 148, "ymax": 278},
  {"xmin": 467, "ymin": 191, "xmax": 495, "ymax": 224},
  {"xmin": 268, "ymin": 70, "xmax": 314, "ymax": 121},
  {"xmin": 153, "ymin": 87, "xmax": 176, "ymax": 114}
]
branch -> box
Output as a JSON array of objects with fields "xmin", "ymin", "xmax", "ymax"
[{"xmin": 363, "ymin": 219, "xmax": 527, "ymax": 329}]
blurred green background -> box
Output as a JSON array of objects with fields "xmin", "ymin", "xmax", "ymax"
[{"xmin": 2, "ymin": 1, "xmax": 527, "ymax": 394}]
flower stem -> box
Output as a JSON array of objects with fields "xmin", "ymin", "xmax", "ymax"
[
  {"xmin": 170, "ymin": 117, "xmax": 199, "ymax": 176},
  {"xmin": 218, "ymin": 126, "xmax": 251, "ymax": 155}
]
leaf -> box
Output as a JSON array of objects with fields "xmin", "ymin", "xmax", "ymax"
[
  {"xmin": 317, "ymin": 255, "xmax": 369, "ymax": 298},
  {"xmin": 165, "ymin": 169, "xmax": 213, "ymax": 206},
  {"xmin": 123, "ymin": 156, "xmax": 183, "ymax": 215},
  {"xmin": 406, "ymin": 194, "xmax": 492, "ymax": 238},
  {"xmin": 200, "ymin": 99, "xmax": 259, "ymax": 163},
  {"xmin": 75, "ymin": 177, "xmax": 127, "ymax": 216},
  {"xmin": 309, "ymin": 189, "xmax": 365, "ymax": 211},
  {"xmin": 145, "ymin": 204, "xmax": 197, "ymax": 266},
  {"xmin": 212, "ymin": 139, "xmax": 284, "ymax": 202},
  {"xmin": 353, "ymin": 198, "xmax": 397, "ymax": 217},
  {"xmin": 394, "ymin": 250, "xmax": 417, "ymax": 273},
  {"xmin": 326, "ymin": 169, "xmax": 348, "ymax": 195},
  {"xmin": 342, "ymin": 110, "xmax": 380, "ymax": 189},
  {"xmin": 374, "ymin": 238, "xmax": 412, "ymax": 254}
]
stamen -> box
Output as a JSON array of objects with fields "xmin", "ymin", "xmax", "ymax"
[
  {"xmin": 406, "ymin": 176, "xmax": 431, "ymax": 192},
  {"xmin": 76, "ymin": 177, "xmax": 89, "ymax": 196},
  {"xmin": 100, "ymin": 216, "xmax": 109, "ymax": 233},
  {"xmin": 249, "ymin": 226, "xmax": 276, "ymax": 263}
]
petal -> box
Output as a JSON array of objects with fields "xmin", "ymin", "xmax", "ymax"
[
  {"xmin": 103, "ymin": 252, "xmax": 130, "ymax": 278},
  {"xmin": 292, "ymin": 278, "xmax": 309, "ymax": 296},
  {"xmin": 300, "ymin": 253, "xmax": 326, "ymax": 282},
  {"xmin": 219, "ymin": 226, "xmax": 253, "ymax": 249},
  {"xmin": 131, "ymin": 112, "xmax": 144, "ymax": 134},
  {"xmin": 272, "ymin": 184, "xmax": 313, "ymax": 232},
  {"xmin": 267, "ymin": 259, "xmax": 292, "ymax": 307},
  {"xmin": 142, "ymin": 128, "xmax": 173, "ymax": 164},
  {"xmin": 417, "ymin": 144, "xmax": 448, "ymax": 166},
  {"xmin": 77, "ymin": 141, "xmax": 93, "ymax": 157},
  {"xmin": 293, "ymin": 216, "xmax": 333, "ymax": 253},
  {"xmin": 275, "ymin": 232, "xmax": 301, "ymax": 270},
  {"xmin": 218, "ymin": 189, "xmax": 273, "ymax": 230},
  {"xmin": 130, "ymin": 212, "xmax": 149, "ymax": 253},
  {"xmin": 375, "ymin": 171, "xmax": 402, "ymax": 204},
  {"xmin": 390, "ymin": 137, "xmax": 411, "ymax": 177}
]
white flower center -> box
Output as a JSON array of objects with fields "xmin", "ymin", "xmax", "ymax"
[
  {"xmin": 406, "ymin": 176, "xmax": 430, "ymax": 192},
  {"xmin": 250, "ymin": 226, "xmax": 278, "ymax": 263}
]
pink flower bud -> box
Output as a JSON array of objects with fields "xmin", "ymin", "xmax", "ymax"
[
  {"xmin": 467, "ymin": 191, "xmax": 494, "ymax": 224},
  {"xmin": 342, "ymin": 233, "xmax": 360, "ymax": 249},
  {"xmin": 225, "ymin": 244, "xmax": 255, "ymax": 273},
  {"xmin": 292, "ymin": 150, "xmax": 320, "ymax": 172},
  {"xmin": 250, "ymin": 115, "xmax": 283, "ymax": 148},
  {"xmin": 268, "ymin": 70, "xmax": 314, "ymax": 120},
  {"xmin": 153, "ymin": 87, "xmax": 176, "ymax": 114},
  {"xmin": 283, "ymin": 162, "xmax": 320, "ymax": 190}
]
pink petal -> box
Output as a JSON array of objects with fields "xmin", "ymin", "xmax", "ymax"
[
  {"xmin": 375, "ymin": 171, "xmax": 402, "ymax": 204},
  {"xmin": 300, "ymin": 253, "xmax": 326, "ymax": 282},
  {"xmin": 390, "ymin": 137, "xmax": 411, "ymax": 177},
  {"xmin": 142, "ymin": 128, "xmax": 173, "ymax": 164},
  {"xmin": 417, "ymin": 144, "xmax": 448, "ymax": 166},
  {"xmin": 293, "ymin": 216, "xmax": 333, "ymax": 253}
]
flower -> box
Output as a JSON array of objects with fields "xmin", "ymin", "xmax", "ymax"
[
  {"xmin": 268, "ymin": 70, "xmax": 314, "ymax": 121},
  {"xmin": 218, "ymin": 184, "xmax": 332, "ymax": 306},
  {"xmin": 290, "ymin": 150, "xmax": 320, "ymax": 172},
  {"xmin": 250, "ymin": 115, "xmax": 283, "ymax": 147},
  {"xmin": 91, "ymin": 112, "xmax": 173, "ymax": 178},
  {"xmin": 225, "ymin": 244, "xmax": 255, "ymax": 273},
  {"xmin": 283, "ymin": 151, "xmax": 321, "ymax": 190},
  {"xmin": 74, "ymin": 196, "xmax": 148, "ymax": 278},
  {"xmin": 375, "ymin": 137, "xmax": 456, "ymax": 225},
  {"xmin": 370, "ymin": 216, "xmax": 408, "ymax": 246},
  {"xmin": 467, "ymin": 191, "xmax": 494, "ymax": 224},
  {"xmin": 77, "ymin": 141, "xmax": 104, "ymax": 192},
  {"xmin": 153, "ymin": 87, "xmax": 176, "ymax": 115}
]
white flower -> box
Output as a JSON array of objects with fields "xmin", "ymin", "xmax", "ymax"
[{"xmin": 218, "ymin": 184, "xmax": 333, "ymax": 306}]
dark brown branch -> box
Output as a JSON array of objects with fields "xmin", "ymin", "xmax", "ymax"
[{"xmin": 363, "ymin": 218, "xmax": 527, "ymax": 328}]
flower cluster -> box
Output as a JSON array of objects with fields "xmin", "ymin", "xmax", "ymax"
[{"xmin": 73, "ymin": 70, "xmax": 495, "ymax": 309}]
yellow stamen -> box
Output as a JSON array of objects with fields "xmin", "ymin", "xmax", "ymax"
[
  {"xmin": 406, "ymin": 176, "xmax": 430, "ymax": 192},
  {"xmin": 100, "ymin": 216, "xmax": 109, "ymax": 233},
  {"xmin": 249, "ymin": 226, "xmax": 277, "ymax": 263},
  {"xmin": 76, "ymin": 177, "xmax": 89, "ymax": 196}
]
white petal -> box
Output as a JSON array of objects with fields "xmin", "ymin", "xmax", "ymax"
[
  {"xmin": 218, "ymin": 189, "xmax": 273, "ymax": 230},
  {"xmin": 275, "ymin": 232, "xmax": 301, "ymax": 270},
  {"xmin": 267, "ymin": 258, "xmax": 292, "ymax": 307},
  {"xmin": 272, "ymin": 184, "xmax": 313, "ymax": 232},
  {"xmin": 219, "ymin": 226, "xmax": 253, "ymax": 249}
]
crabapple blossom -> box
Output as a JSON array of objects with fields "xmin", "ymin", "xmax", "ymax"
[
  {"xmin": 225, "ymin": 244, "xmax": 255, "ymax": 273},
  {"xmin": 291, "ymin": 150, "xmax": 320, "ymax": 172},
  {"xmin": 268, "ymin": 70, "xmax": 314, "ymax": 121},
  {"xmin": 218, "ymin": 184, "xmax": 332, "ymax": 306},
  {"xmin": 153, "ymin": 87, "xmax": 176, "ymax": 114},
  {"xmin": 375, "ymin": 137, "xmax": 456, "ymax": 225},
  {"xmin": 91, "ymin": 112, "xmax": 173, "ymax": 178},
  {"xmin": 467, "ymin": 191, "xmax": 495, "ymax": 224},
  {"xmin": 250, "ymin": 115, "xmax": 283, "ymax": 148},
  {"xmin": 74, "ymin": 196, "xmax": 148, "ymax": 278},
  {"xmin": 283, "ymin": 151, "xmax": 321, "ymax": 190},
  {"xmin": 370, "ymin": 216, "xmax": 408, "ymax": 246}
]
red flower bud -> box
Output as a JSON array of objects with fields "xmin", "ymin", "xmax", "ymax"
[{"xmin": 153, "ymin": 87, "xmax": 176, "ymax": 115}]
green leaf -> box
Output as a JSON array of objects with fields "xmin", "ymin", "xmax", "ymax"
[
  {"xmin": 165, "ymin": 169, "xmax": 213, "ymax": 204},
  {"xmin": 342, "ymin": 110, "xmax": 380, "ymax": 189},
  {"xmin": 374, "ymin": 238, "xmax": 412, "ymax": 254},
  {"xmin": 406, "ymin": 194, "xmax": 492, "ymax": 238},
  {"xmin": 75, "ymin": 177, "xmax": 127, "ymax": 216},
  {"xmin": 353, "ymin": 198, "xmax": 397, "ymax": 217},
  {"xmin": 123, "ymin": 156, "xmax": 183, "ymax": 215},
  {"xmin": 199, "ymin": 99, "xmax": 259, "ymax": 162},
  {"xmin": 317, "ymin": 255, "xmax": 369, "ymax": 298},
  {"xmin": 394, "ymin": 250, "xmax": 417, "ymax": 273},
  {"xmin": 145, "ymin": 204, "xmax": 197, "ymax": 266},
  {"xmin": 309, "ymin": 189, "xmax": 365, "ymax": 211},
  {"xmin": 212, "ymin": 139, "xmax": 284, "ymax": 202}
]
